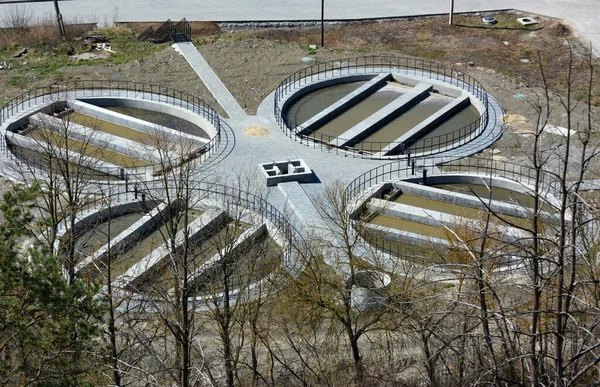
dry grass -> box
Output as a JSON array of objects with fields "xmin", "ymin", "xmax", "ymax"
[
  {"xmin": 246, "ymin": 11, "xmax": 594, "ymax": 100},
  {"xmin": 0, "ymin": 17, "xmax": 92, "ymax": 53}
]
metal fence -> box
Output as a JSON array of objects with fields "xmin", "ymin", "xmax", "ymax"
[
  {"xmin": 0, "ymin": 80, "xmax": 222, "ymax": 180},
  {"xmin": 138, "ymin": 18, "xmax": 192, "ymax": 43},
  {"xmin": 274, "ymin": 56, "xmax": 489, "ymax": 159},
  {"xmin": 344, "ymin": 156, "xmax": 562, "ymax": 204},
  {"xmin": 66, "ymin": 180, "xmax": 303, "ymax": 260},
  {"xmin": 344, "ymin": 156, "xmax": 564, "ymax": 262}
]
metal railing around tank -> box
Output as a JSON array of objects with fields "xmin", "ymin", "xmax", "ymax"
[
  {"xmin": 0, "ymin": 80, "xmax": 222, "ymax": 180},
  {"xmin": 273, "ymin": 56, "xmax": 489, "ymax": 159},
  {"xmin": 62, "ymin": 180, "xmax": 304, "ymax": 266},
  {"xmin": 344, "ymin": 156, "xmax": 564, "ymax": 261},
  {"xmin": 344, "ymin": 156, "xmax": 562, "ymax": 204}
]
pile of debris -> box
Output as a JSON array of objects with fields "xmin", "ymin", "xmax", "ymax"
[{"xmin": 82, "ymin": 34, "xmax": 116, "ymax": 53}]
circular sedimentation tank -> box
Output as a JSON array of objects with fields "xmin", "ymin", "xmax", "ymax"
[
  {"xmin": 0, "ymin": 81, "xmax": 222, "ymax": 182},
  {"xmin": 274, "ymin": 56, "xmax": 502, "ymax": 159},
  {"xmin": 55, "ymin": 183, "xmax": 301, "ymax": 310}
]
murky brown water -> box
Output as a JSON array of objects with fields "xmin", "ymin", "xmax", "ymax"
[
  {"xmin": 140, "ymin": 220, "xmax": 251, "ymax": 293},
  {"xmin": 25, "ymin": 128, "xmax": 151, "ymax": 167},
  {"xmin": 408, "ymin": 105, "xmax": 481, "ymax": 151},
  {"xmin": 394, "ymin": 194, "xmax": 530, "ymax": 228},
  {"xmin": 67, "ymin": 112, "xmax": 153, "ymax": 143},
  {"xmin": 370, "ymin": 214, "xmax": 445, "ymax": 238},
  {"xmin": 108, "ymin": 209, "xmax": 204, "ymax": 279},
  {"xmin": 312, "ymin": 83, "xmax": 408, "ymax": 138},
  {"xmin": 431, "ymin": 184, "xmax": 535, "ymax": 208},
  {"xmin": 193, "ymin": 234, "xmax": 282, "ymax": 295},
  {"xmin": 284, "ymin": 81, "xmax": 367, "ymax": 128},
  {"xmin": 352, "ymin": 94, "xmax": 451, "ymax": 152},
  {"xmin": 75, "ymin": 212, "xmax": 145, "ymax": 260},
  {"xmin": 104, "ymin": 107, "xmax": 209, "ymax": 139}
]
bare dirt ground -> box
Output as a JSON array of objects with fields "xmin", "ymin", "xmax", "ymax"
[{"xmin": 1, "ymin": 11, "xmax": 599, "ymax": 184}]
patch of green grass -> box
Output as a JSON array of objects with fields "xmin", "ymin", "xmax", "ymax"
[
  {"xmin": 1, "ymin": 26, "xmax": 167, "ymax": 89},
  {"xmin": 419, "ymin": 48, "xmax": 446, "ymax": 60},
  {"xmin": 8, "ymin": 76, "xmax": 28, "ymax": 87},
  {"xmin": 94, "ymin": 27, "xmax": 168, "ymax": 64}
]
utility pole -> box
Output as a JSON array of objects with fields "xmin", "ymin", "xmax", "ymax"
[
  {"xmin": 53, "ymin": 0, "xmax": 66, "ymax": 39},
  {"xmin": 321, "ymin": 0, "xmax": 325, "ymax": 47},
  {"xmin": 449, "ymin": 0, "xmax": 455, "ymax": 25}
]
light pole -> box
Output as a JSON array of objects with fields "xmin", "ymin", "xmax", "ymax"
[
  {"xmin": 321, "ymin": 0, "xmax": 325, "ymax": 47},
  {"xmin": 449, "ymin": 0, "xmax": 455, "ymax": 25},
  {"xmin": 53, "ymin": 0, "xmax": 66, "ymax": 38}
]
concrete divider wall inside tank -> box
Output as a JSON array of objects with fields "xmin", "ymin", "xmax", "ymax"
[
  {"xmin": 393, "ymin": 180, "xmax": 530, "ymax": 219},
  {"xmin": 378, "ymin": 94, "xmax": 472, "ymax": 156},
  {"xmin": 4, "ymin": 101, "xmax": 68, "ymax": 134},
  {"xmin": 70, "ymin": 200, "xmax": 160, "ymax": 239},
  {"xmin": 364, "ymin": 222, "xmax": 448, "ymax": 249},
  {"xmin": 391, "ymin": 74, "xmax": 464, "ymax": 98},
  {"xmin": 76, "ymin": 97, "xmax": 217, "ymax": 138},
  {"xmin": 75, "ymin": 201, "xmax": 172, "ymax": 274},
  {"xmin": 5, "ymin": 131, "xmax": 126, "ymax": 177},
  {"xmin": 189, "ymin": 223, "xmax": 268, "ymax": 286}
]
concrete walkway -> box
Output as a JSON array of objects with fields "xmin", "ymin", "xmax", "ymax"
[{"xmin": 173, "ymin": 41, "xmax": 247, "ymax": 120}]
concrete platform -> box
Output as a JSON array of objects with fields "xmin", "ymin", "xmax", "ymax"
[{"xmin": 328, "ymin": 82, "xmax": 433, "ymax": 148}]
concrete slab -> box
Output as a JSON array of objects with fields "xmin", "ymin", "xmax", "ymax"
[
  {"xmin": 172, "ymin": 41, "xmax": 247, "ymax": 119},
  {"xmin": 329, "ymin": 82, "xmax": 433, "ymax": 148}
]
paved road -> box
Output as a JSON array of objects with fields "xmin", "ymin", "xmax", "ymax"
[{"xmin": 1, "ymin": 0, "xmax": 599, "ymax": 52}]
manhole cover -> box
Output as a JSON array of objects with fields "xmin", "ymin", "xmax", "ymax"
[{"xmin": 482, "ymin": 16, "xmax": 497, "ymax": 25}]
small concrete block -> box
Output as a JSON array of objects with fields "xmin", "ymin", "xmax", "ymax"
[
  {"xmin": 259, "ymin": 159, "xmax": 313, "ymax": 186},
  {"xmin": 517, "ymin": 17, "xmax": 538, "ymax": 26}
]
